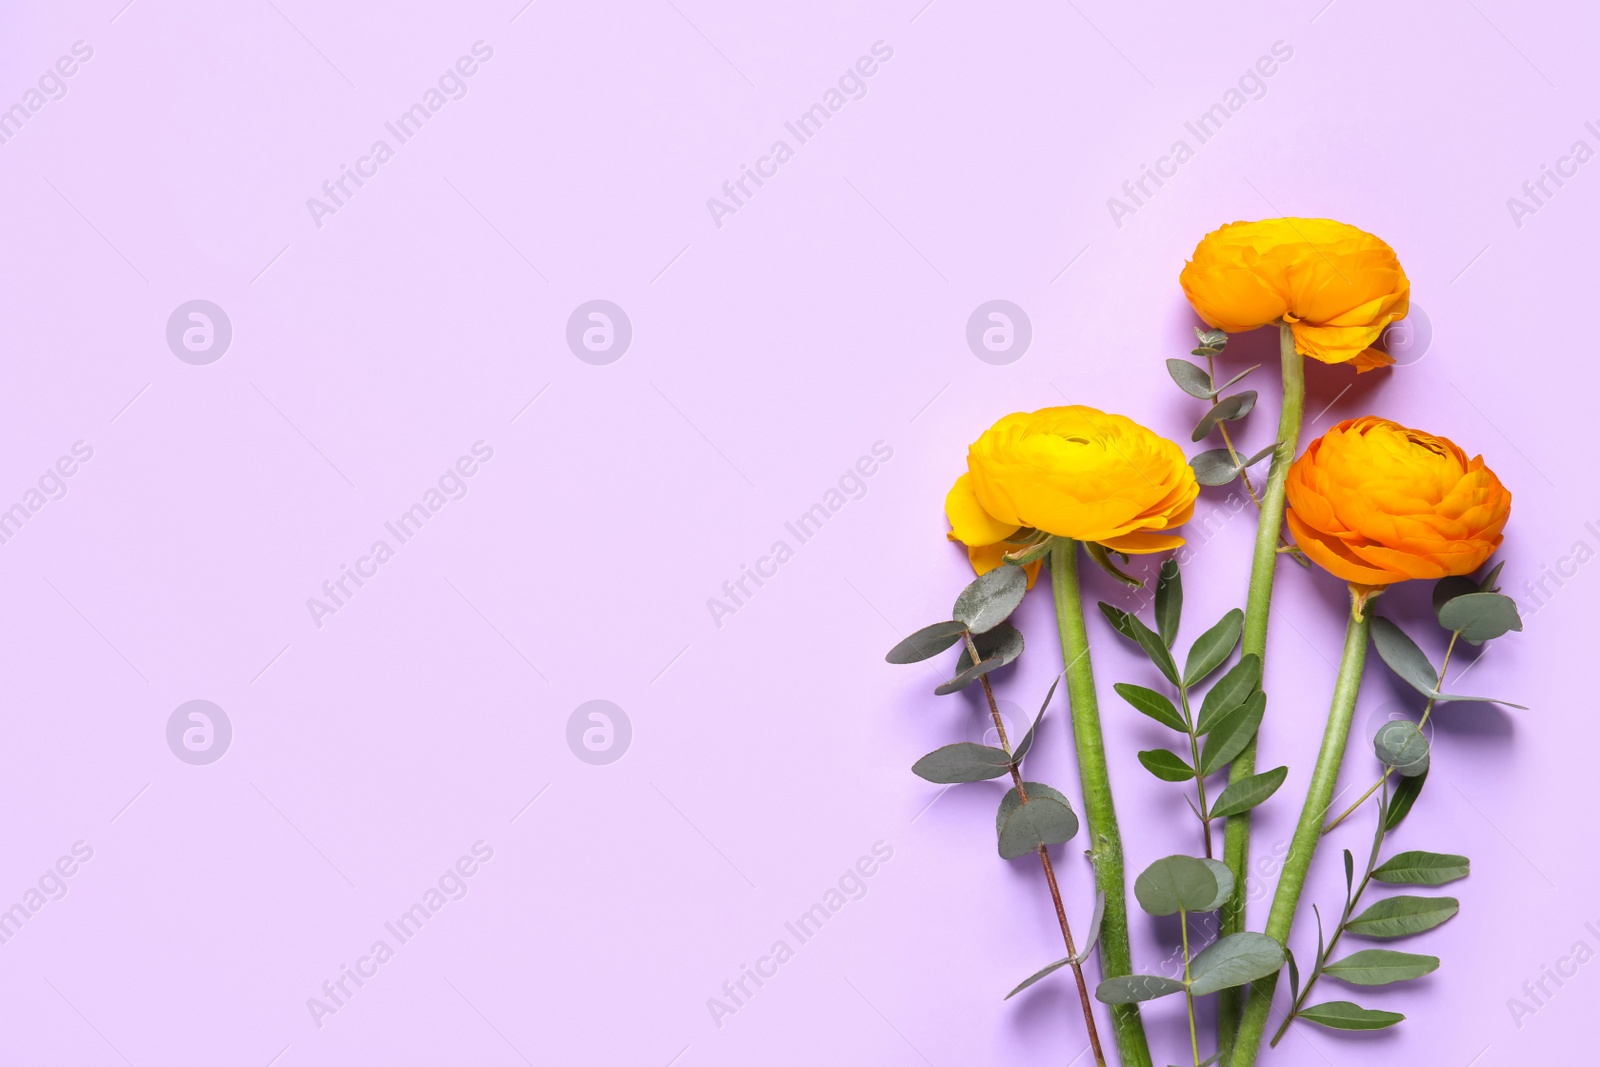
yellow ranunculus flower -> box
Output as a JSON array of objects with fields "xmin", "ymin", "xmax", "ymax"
[
  {"xmin": 1179, "ymin": 218, "xmax": 1409, "ymax": 371},
  {"xmin": 946, "ymin": 406, "xmax": 1198, "ymax": 574},
  {"xmin": 1285, "ymin": 416, "xmax": 1511, "ymax": 586}
]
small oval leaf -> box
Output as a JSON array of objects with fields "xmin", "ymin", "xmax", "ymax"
[
  {"xmin": 1184, "ymin": 608, "xmax": 1244, "ymax": 687},
  {"xmin": 1138, "ymin": 749, "xmax": 1196, "ymax": 782},
  {"xmin": 1134, "ymin": 855, "xmax": 1219, "ymax": 916},
  {"xmin": 1373, "ymin": 720, "xmax": 1430, "ymax": 777},
  {"xmin": 953, "ymin": 565, "xmax": 1028, "ymax": 634},
  {"xmin": 885, "ymin": 620, "xmax": 967, "ymax": 664},
  {"xmin": 1209, "ymin": 765, "xmax": 1288, "ymax": 819},
  {"xmin": 1297, "ymin": 1001, "xmax": 1405, "ymax": 1031},
  {"xmin": 1095, "ymin": 974, "xmax": 1186, "ymax": 1004},
  {"xmin": 1437, "ymin": 591, "xmax": 1523, "ymax": 644},
  {"xmin": 1370, "ymin": 851, "xmax": 1470, "ymax": 886},
  {"xmin": 912, "ymin": 742, "xmax": 1014, "ymax": 784},
  {"xmin": 996, "ymin": 783, "xmax": 1080, "ymax": 859},
  {"xmin": 1187, "ymin": 931, "xmax": 1285, "ymax": 996},
  {"xmin": 1322, "ymin": 949, "xmax": 1440, "ymax": 987},
  {"xmin": 1345, "ymin": 895, "xmax": 1460, "ymax": 939},
  {"xmin": 1115, "ymin": 683, "xmax": 1187, "ymax": 732}
]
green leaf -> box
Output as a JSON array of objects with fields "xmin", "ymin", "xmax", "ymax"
[
  {"xmin": 1213, "ymin": 365, "xmax": 1259, "ymax": 395},
  {"xmin": 1346, "ymin": 895, "xmax": 1460, "ymax": 939},
  {"xmin": 1240, "ymin": 441, "xmax": 1278, "ymax": 469},
  {"xmin": 1209, "ymin": 765, "xmax": 1288, "ymax": 819},
  {"xmin": 1199, "ymin": 690, "xmax": 1267, "ymax": 776},
  {"xmin": 1322, "ymin": 949, "xmax": 1440, "ymax": 986},
  {"xmin": 1075, "ymin": 891, "xmax": 1106, "ymax": 964},
  {"xmin": 912, "ymin": 743, "xmax": 1013, "ymax": 783},
  {"xmin": 933, "ymin": 655, "xmax": 1006, "ymax": 696},
  {"xmin": 1370, "ymin": 617, "xmax": 1438, "ymax": 697},
  {"xmin": 1011, "ymin": 676, "xmax": 1060, "ymax": 766},
  {"xmin": 1371, "ymin": 851, "xmax": 1470, "ymax": 886},
  {"xmin": 1098, "ymin": 602, "xmax": 1139, "ymax": 642},
  {"xmin": 1005, "ymin": 537, "xmax": 1052, "ymax": 566},
  {"xmin": 1437, "ymin": 592, "xmax": 1523, "ymax": 644},
  {"xmin": 1191, "ymin": 448, "xmax": 1240, "ymax": 487},
  {"xmin": 1085, "ymin": 541, "xmax": 1143, "ymax": 588},
  {"xmin": 1431, "ymin": 576, "xmax": 1478, "ymax": 624},
  {"xmin": 1373, "ymin": 720, "xmax": 1430, "ymax": 777},
  {"xmin": 1134, "ymin": 855, "xmax": 1219, "ymax": 916},
  {"xmin": 1187, "ymin": 932, "xmax": 1285, "ymax": 995},
  {"xmin": 1184, "ymin": 608, "xmax": 1243, "ymax": 687},
  {"xmin": 1198, "ymin": 859, "xmax": 1236, "ymax": 912},
  {"xmin": 1138, "ymin": 749, "xmax": 1196, "ymax": 782},
  {"xmin": 997, "ymin": 783, "xmax": 1080, "ymax": 859},
  {"xmin": 955, "ymin": 622, "xmax": 1024, "ymax": 673},
  {"xmin": 1286, "ymin": 947, "xmax": 1301, "ymax": 1005},
  {"xmin": 1155, "ymin": 559, "xmax": 1182, "ymax": 646},
  {"xmin": 1384, "ymin": 770, "xmax": 1427, "ymax": 832},
  {"xmin": 1197, "ymin": 654, "xmax": 1261, "ymax": 734},
  {"xmin": 1479, "ymin": 560, "xmax": 1506, "ymax": 593},
  {"xmin": 885, "ymin": 620, "xmax": 967, "ymax": 664},
  {"xmin": 1115, "ymin": 683, "xmax": 1187, "ymax": 732},
  {"xmin": 1095, "ymin": 975, "xmax": 1186, "ymax": 1004},
  {"xmin": 953, "ymin": 565, "xmax": 1028, "ymax": 635},
  {"xmin": 1432, "ymin": 691, "xmax": 1528, "ymax": 709},
  {"xmin": 1167, "ymin": 358, "xmax": 1214, "ymax": 399},
  {"xmin": 1191, "ymin": 391, "xmax": 1259, "ymax": 442},
  {"xmin": 1005, "ymin": 956, "xmax": 1075, "ymax": 1000},
  {"xmin": 1297, "ymin": 1001, "xmax": 1405, "ymax": 1031},
  {"xmin": 1195, "ymin": 327, "xmax": 1228, "ymax": 351},
  {"xmin": 1126, "ymin": 611, "xmax": 1181, "ymax": 687}
]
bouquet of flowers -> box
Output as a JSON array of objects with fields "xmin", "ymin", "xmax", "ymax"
[{"xmin": 886, "ymin": 219, "xmax": 1519, "ymax": 1067}]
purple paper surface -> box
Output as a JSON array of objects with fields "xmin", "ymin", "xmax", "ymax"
[{"xmin": 1, "ymin": 1, "xmax": 1592, "ymax": 1064}]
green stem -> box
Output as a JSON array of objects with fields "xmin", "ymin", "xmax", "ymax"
[
  {"xmin": 1050, "ymin": 537, "xmax": 1153, "ymax": 1067},
  {"xmin": 1229, "ymin": 590, "xmax": 1373, "ymax": 1067},
  {"xmin": 1182, "ymin": 910, "xmax": 1200, "ymax": 1067},
  {"xmin": 1217, "ymin": 322, "xmax": 1305, "ymax": 1054}
]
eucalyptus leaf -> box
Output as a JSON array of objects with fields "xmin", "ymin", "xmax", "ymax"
[
  {"xmin": 1191, "ymin": 391, "xmax": 1258, "ymax": 442},
  {"xmin": 1195, "ymin": 327, "xmax": 1228, "ymax": 350},
  {"xmin": 1384, "ymin": 770, "xmax": 1427, "ymax": 832},
  {"xmin": 1191, "ymin": 448, "xmax": 1240, "ymax": 487},
  {"xmin": 1167, "ymin": 358, "xmax": 1214, "ymax": 399},
  {"xmin": 1095, "ymin": 974, "xmax": 1187, "ymax": 1004},
  {"xmin": 1437, "ymin": 592, "xmax": 1523, "ymax": 644},
  {"xmin": 885, "ymin": 620, "xmax": 967, "ymax": 664},
  {"xmin": 1373, "ymin": 720, "xmax": 1430, "ymax": 777},
  {"xmin": 1187, "ymin": 932, "xmax": 1286, "ymax": 995},
  {"xmin": 1322, "ymin": 949, "xmax": 1440, "ymax": 986},
  {"xmin": 1138, "ymin": 749, "xmax": 1196, "ymax": 782},
  {"xmin": 1297, "ymin": 1001, "xmax": 1405, "ymax": 1031},
  {"xmin": 912, "ymin": 742, "xmax": 1013, "ymax": 783},
  {"xmin": 1213, "ymin": 365, "xmax": 1259, "ymax": 395},
  {"xmin": 1209, "ymin": 765, "xmax": 1288, "ymax": 819},
  {"xmin": 1370, "ymin": 617, "xmax": 1438, "ymax": 697},
  {"xmin": 933, "ymin": 655, "xmax": 1006, "ymax": 696},
  {"xmin": 1371, "ymin": 851, "xmax": 1470, "ymax": 886},
  {"xmin": 955, "ymin": 622, "xmax": 1024, "ymax": 673},
  {"xmin": 1155, "ymin": 559, "xmax": 1182, "ymax": 646},
  {"xmin": 1012, "ymin": 676, "xmax": 1060, "ymax": 765},
  {"xmin": 1198, "ymin": 859, "xmax": 1236, "ymax": 912},
  {"xmin": 1345, "ymin": 895, "xmax": 1460, "ymax": 939},
  {"xmin": 1005, "ymin": 956, "xmax": 1075, "ymax": 1000},
  {"xmin": 1197, "ymin": 654, "xmax": 1261, "ymax": 734},
  {"xmin": 1479, "ymin": 560, "xmax": 1506, "ymax": 593},
  {"xmin": 1075, "ymin": 891, "xmax": 1106, "ymax": 964},
  {"xmin": 1431, "ymin": 691, "xmax": 1527, "ymax": 709},
  {"xmin": 1199, "ymin": 690, "xmax": 1267, "ymax": 776},
  {"xmin": 1184, "ymin": 608, "xmax": 1243, "ymax": 687},
  {"xmin": 1241, "ymin": 441, "xmax": 1278, "ymax": 469},
  {"xmin": 1134, "ymin": 855, "xmax": 1219, "ymax": 916},
  {"xmin": 997, "ymin": 783, "xmax": 1080, "ymax": 859},
  {"xmin": 1115, "ymin": 683, "xmax": 1187, "ymax": 732},
  {"xmin": 953, "ymin": 565, "xmax": 1028, "ymax": 635},
  {"xmin": 1431, "ymin": 575, "xmax": 1478, "ymax": 624}
]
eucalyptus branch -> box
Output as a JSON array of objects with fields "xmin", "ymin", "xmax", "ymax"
[
  {"xmin": 962, "ymin": 632, "xmax": 1108, "ymax": 1067},
  {"xmin": 1323, "ymin": 631, "xmax": 1461, "ymax": 836}
]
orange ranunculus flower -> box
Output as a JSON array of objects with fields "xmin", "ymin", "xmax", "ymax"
[
  {"xmin": 946, "ymin": 406, "xmax": 1198, "ymax": 576},
  {"xmin": 1285, "ymin": 417, "xmax": 1511, "ymax": 586},
  {"xmin": 1179, "ymin": 218, "xmax": 1409, "ymax": 372}
]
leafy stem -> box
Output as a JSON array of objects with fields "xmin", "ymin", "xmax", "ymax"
[
  {"xmin": 1322, "ymin": 630, "xmax": 1460, "ymax": 836},
  {"xmin": 1181, "ymin": 907, "xmax": 1201, "ymax": 1067},
  {"xmin": 962, "ymin": 632, "xmax": 1107, "ymax": 1067},
  {"xmin": 1176, "ymin": 685, "xmax": 1214, "ymax": 858}
]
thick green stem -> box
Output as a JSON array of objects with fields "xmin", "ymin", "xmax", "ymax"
[
  {"xmin": 1050, "ymin": 537, "xmax": 1152, "ymax": 1067},
  {"xmin": 1229, "ymin": 592, "xmax": 1372, "ymax": 1067},
  {"xmin": 1217, "ymin": 323, "xmax": 1305, "ymax": 1052}
]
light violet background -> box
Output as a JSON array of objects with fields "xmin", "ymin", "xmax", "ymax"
[{"xmin": 0, "ymin": 1, "xmax": 1592, "ymax": 1064}]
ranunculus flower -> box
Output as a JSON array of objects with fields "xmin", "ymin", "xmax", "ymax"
[
  {"xmin": 946, "ymin": 406, "xmax": 1198, "ymax": 572},
  {"xmin": 1285, "ymin": 416, "xmax": 1511, "ymax": 586},
  {"xmin": 1179, "ymin": 218, "xmax": 1409, "ymax": 372}
]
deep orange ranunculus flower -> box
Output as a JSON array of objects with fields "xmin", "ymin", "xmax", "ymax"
[
  {"xmin": 946, "ymin": 406, "xmax": 1199, "ymax": 578},
  {"xmin": 1285, "ymin": 417, "xmax": 1510, "ymax": 586},
  {"xmin": 1180, "ymin": 218, "xmax": 1409, "ymax": 372}
]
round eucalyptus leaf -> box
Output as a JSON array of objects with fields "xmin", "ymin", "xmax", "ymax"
[
  {"xmin": 933, "ymin": 655, "xmax": 1006, "ymax": 696},
  {"xmin": 1167, "ymin": 358, "xmax": 1215, "ymax": 399},
  {"xmin": 1134, "ymin": 854, "xmax": 1219, "ymax": 916},
  {"xmin": 912, "ymin": 742, "xmax": 1013, "ymax": 783},
  {"xmin": 996, "ymin": 783, "xmax": 1079, "ymax": 859},
  {"xmin": 1431, "ymin": 575, "xmax": 1478, "ymax": 623},
  {"xmin": 1187, "ymin": 931, "xmax": 1285, "ymax": 996},
  {"xmin": 1437, "ymin": 591, "xmax": 1523, "ymax": 644},
  {"xmin": 1190, "ymin": 448, "xmax": 1240, "ymax": 487},
  {"xmin": 1373, "ymin": 720, "xmax": 1430, "ymax": 777},
  {"xmin": 953, "ymin": 566, "xmax": 1028, "ymax": 634},
  {"xmin": 955, "ymin": 622, "xmax": 1024, "ymax": 673},
  {"xmin": 1095, "ymin": 974, "xmax": 1186, "ymax": 1004},
  {"xmin": 1198, "ymin": 859, "xmax": 1236, "ymax": 913}
]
